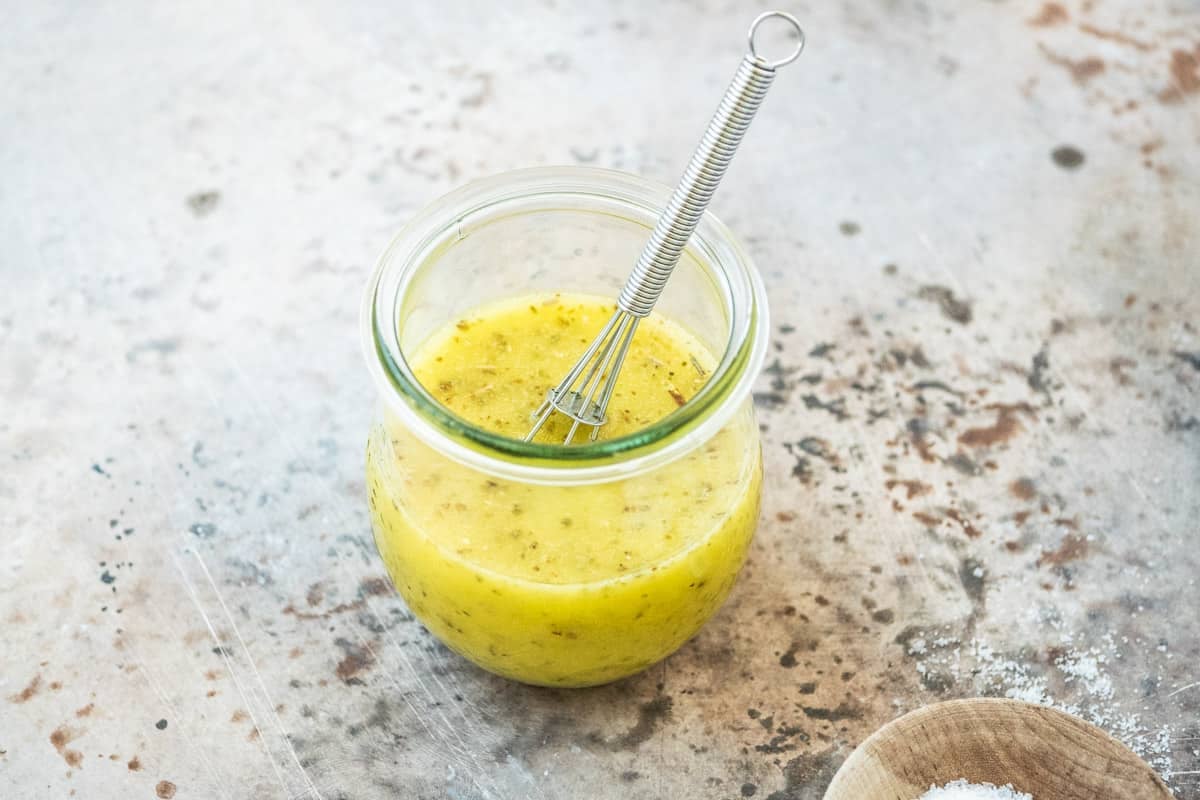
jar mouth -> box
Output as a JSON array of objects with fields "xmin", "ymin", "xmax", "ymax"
[{"xmin": 362, "ymin": 166, "xmax": 769, "ymax": 485}]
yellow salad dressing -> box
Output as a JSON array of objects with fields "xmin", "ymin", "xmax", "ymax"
[{"xmin": 366, "ymin": 294, "xmax": 761, "ymax": 686}]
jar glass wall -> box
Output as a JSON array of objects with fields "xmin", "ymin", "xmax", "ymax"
[{"xmin": 362, "ymin": 167, "xmax": 769, "ymax": 687}]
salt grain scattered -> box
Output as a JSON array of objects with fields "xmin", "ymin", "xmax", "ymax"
[
  {"xmin": 918, "ymin": 779, "xmax": 1033, "ymax": 799},
  {"xmin": 905, "ymin": 629, "xmax": 1176, "ymax": 786}
]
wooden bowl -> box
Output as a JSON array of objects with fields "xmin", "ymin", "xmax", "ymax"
[{"xmin": 824, "ymin": 698, "xmax": 1172, "ymax": 800}]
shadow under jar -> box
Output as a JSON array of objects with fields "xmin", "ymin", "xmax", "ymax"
[{"xmin": 362, "ymin": 167, "xmax": 770, "ymax": 687}]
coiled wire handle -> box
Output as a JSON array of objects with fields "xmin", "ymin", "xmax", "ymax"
[{"xmin": 617, "ymin": 11, "xmax": 805, "ymax": 317}]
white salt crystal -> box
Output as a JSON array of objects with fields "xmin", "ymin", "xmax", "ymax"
[{"xmin": 917, "ymin": 779, "xmax": 1033, "ymax": 799}]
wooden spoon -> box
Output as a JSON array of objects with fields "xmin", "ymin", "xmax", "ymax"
[{"xmin": 823, "ymin": 698, "xmax": 1172, "ymax": 800}]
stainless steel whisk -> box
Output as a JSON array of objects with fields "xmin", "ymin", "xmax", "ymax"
[{"xmin": 525, "ymin": 11, "xmax": 806, "ymax": 444}]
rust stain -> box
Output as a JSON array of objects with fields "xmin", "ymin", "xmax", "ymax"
[
  {"xmin": 1028, "ymin": 3, "xmax": 1068, "ymax": 27},
  {"xmin": 50, "ymin": 725, "xmax": 84, "ymax": 768},
  {"xmin": 360, "ymin": 576, "xmax": 391, "ymax": 597},
  {"xmin": 1037, "ymin": 532, "xmax": 1089, "ymax": 567},
  {"xmin": 288, "ymin": 647, "xmax": 304, "ymax": 659},
  {"xmin": 230, "ymin": 709, "xmax": 248, "ymax": 723},
  {"xmin": 912, "ymin": 511, "xmax": 942, "ymax": 528},
  {"xmin": 74, "ymin": 703, "xmax": 94, "ymax": 718},
  {"xmin": 1109, "ymin": 356, "xmax": 1137, "ymax": 385},
  {"xmin": 917, "ymin": 285, "xmax": 972, "ymax": 324},
  {"xmin": 776, "ymin": 511, "xmax": 796, "ymax": 522},
  {"xmin": 284, "ymin": 576, "xmax": 392, "ymax": 620},
  {"xmin": 9, "ymin": 674, "xmax": 41, "ymax": 703},
  {"xmin": 668, "ymin": 387, "xmax": 686, "ymax": 407},
  {"xmin": 958, "ymin": 403, "xmax": 1036, "ymax": 448},
  {"xmin": 943, "ymin": 508, "xmax": 983, "ymax": 539},
  {"xmin": 1039, "ymin": 43, "xmax": 1106, "ymax": 84},
  {"xmin": 127, "ymin": 755, "xmax": 142, "ymax": 772},
  {"xmin": 1078, "ymin": 22, "xmax": 1154, "ymax": 52},
  {"xmin": 885, "ymin": 479, "xmax": 932, "ymax": 500},
  {"xmin": 49, "ymin": 680, "xmax": 63, "ymax": 691},
  {"xmin": 1009, "ymin": 478, "xmax": 1038, "ymax": 501},
  {"xmin": 247, "ymin": 726, "xmax": 261, "ymax": 742},
  {"xmin": 907, "ymin": 419, "xmax": 937, "ymax": 463},
  {"xmin": 1160, "ymin": 46, "xmax": 1200, "ymax": 103},
  {"xmin": 336, "ymin": 643, "xmax": 376, "ymax": 684},
  {"xmin": 204, "ymin": 669, "xmax": 220, "ymax": 681},
  {"xmin": 1013, "ymin": 510, "xmax": 1033, "ymax": 526},
  {"xmin": 182, "ymin": 629, "xmax": 211, "ymax": 646},
  {"xmin": 156, "ymin": 780, "xmax": 177, "ymax": 799}
]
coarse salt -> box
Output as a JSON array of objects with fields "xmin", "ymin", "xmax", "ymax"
[{"xmin": 917, "ymin": 779, "xmax": 1033, "ymax": 800}]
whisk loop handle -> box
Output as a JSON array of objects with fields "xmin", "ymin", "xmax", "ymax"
[{"xmin": 617, "ymin": 13, "xmax": 804, "ymax": 318}]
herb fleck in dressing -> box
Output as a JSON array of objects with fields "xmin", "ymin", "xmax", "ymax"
[{"xmin": 366, "ymin": 294, "xmax": 760, "ymax": 686}]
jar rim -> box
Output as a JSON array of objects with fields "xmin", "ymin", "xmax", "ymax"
[{"xmin": 361, "ymin": 166, "xmax": 769, "ymax": 485}]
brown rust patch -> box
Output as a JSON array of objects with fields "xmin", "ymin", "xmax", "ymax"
[
  {"xmin": 335, "ymin": 639, "xmax": 376, "ymax": 684},
  {"xmin": 1078, "ymin": 22, "xmax": 1154, "ymax": 52},
  {"xmin": 1110, "ymin": 356, "xmax": 1137, "ymax": 385},
  {"xmin": 182, "ymin": 629, "xmax": 211, "ymax": 646},
  {"xmin": 1160, "ymin": 46, "xmax": 1200, "ymax": 103},
  {"xmin": 9, "ymin": 674, "xmax": 41, "ymax": 703},
  {"xmin": 284, "ymin": 576, "xmax": 393, "ymax": 620},
  {"xmin": 1037, "ymin": 532, "xmax": 1089, "ymax": 567},
  {"xmin": 885, "ymin": 479, "xmax": 932, "ymax": 500},
  {"xmin": 50, "ymin": 725, "xmax": 84, "ymax": 768},
  {"xmin": 944, "ymin": 508, "xmax": 983, "ymax": 539},
  {"xmin": 907, "ymin": 418, "xmax": 937, "ymax": 462},
  {"xmin": 958, "ymin": 403, "xmax": 1036, "ymax": 448},
  {"xmin": 230, "ymin": 709, "xmax": 249, "ymax": 723},
  {"xmin": 1039, "ymin": 44, "xmax": 1106, "ymax": 84},
  {"xmin": 127, "ymin": 755, "xmax": 142, "ymax": 771},
  {"xmin": 1028, "ymin": 3, "xmax": 1068, "ymax": 27},
  {"xmin": 917, "ymin": 285, "xmax": 972, "ymax": 324},
  {"xmin": 913, "ymin": 511, "xmax": 942, "ymax": 528},
  {"xmin": 360, "ymin": 576, "xmax": 392, "ymax": 597},
  {"xmin": 1009, "ymin": 478, "xmax": 1038, "ymax": 501},
  {"xmin": 156, "ymin": 780, "xmax": 177, "ymax": 799},
  {"xmin": 74, "ymin": 703, "xmax": 94, "ymax": 718}
]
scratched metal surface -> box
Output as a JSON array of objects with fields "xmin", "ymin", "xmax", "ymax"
[{"xmin": 3, "ymin": 1, "xmax": 1199, "ymax": 798}]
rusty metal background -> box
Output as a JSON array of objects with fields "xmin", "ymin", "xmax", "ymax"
[{"xmin": 2, "ymin": 1, "xmax": 1198, "ymax": 798}]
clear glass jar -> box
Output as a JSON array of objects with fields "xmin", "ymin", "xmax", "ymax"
[{"xmin": 362, "ymin": 167, "xmax": 769, "ymax": 687}]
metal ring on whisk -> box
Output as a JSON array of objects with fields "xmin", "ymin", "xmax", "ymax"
[{"xmin": 748, "ymin": 11, "xmax": 806, "ymax": 68}]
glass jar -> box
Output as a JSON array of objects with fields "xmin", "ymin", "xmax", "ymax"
[{"xmin": 362, "ymin": 167, "xmax": 769, "ymax": 687}]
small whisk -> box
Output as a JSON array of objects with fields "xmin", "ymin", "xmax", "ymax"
[{"xmin": 525, "ymin": 11, "xmax": 806, "ymax": 444}]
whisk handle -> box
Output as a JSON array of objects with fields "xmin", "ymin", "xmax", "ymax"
[{"xmin": 617, "ymin": 12, "xmax": 805, "ymax": 318}]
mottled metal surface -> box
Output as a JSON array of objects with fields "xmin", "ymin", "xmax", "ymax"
[{"xmin": 3, "ymin": 1, "xmax": 1198, "ymax": 798}]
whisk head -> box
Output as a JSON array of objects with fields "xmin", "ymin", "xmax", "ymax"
[{"xmin": 524, "ymin": 309, "xmax": 641, "ymax": 445}]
